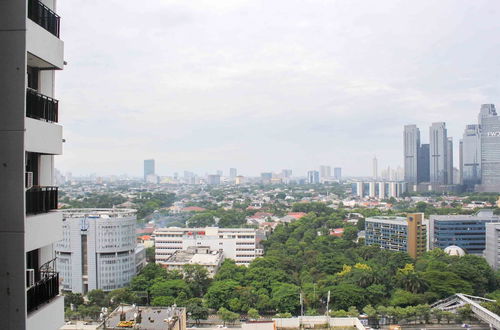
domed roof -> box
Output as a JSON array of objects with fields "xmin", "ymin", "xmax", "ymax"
[{"xmin": 444, "ymin": 245, "xmax": 466, "ymax": 257}]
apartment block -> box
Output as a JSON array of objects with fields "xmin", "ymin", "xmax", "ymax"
[
  {"xmin": 1, "ymin": 0, "xmax": 65, "ymax": 328},
  {"xmin": 154, "ymin": 227, "xmax": 264, "ymax": 266},
  {"xmin": 365, "ymin": 213, "xmax": 427, "ymax": 258}
]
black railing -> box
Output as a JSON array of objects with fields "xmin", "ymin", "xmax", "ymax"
[
  {"xmin": 28, "ymin": 0, "xmax": 61, "ymax": 38},
  {"xmin": 26, "ymin": 186, "xmax": 58, "ymax": 214},
  {"xmin": 26, "ymin": 259, "xmax": 59, "ymax": 313},
  {"xmin": 26, "ymin": 88, "xmax": 59, "ymax": 123}
]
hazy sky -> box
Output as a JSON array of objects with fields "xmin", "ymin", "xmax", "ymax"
[{"xmin": 56, "ymin": 0, "xmax": 500, "ymax": 177}]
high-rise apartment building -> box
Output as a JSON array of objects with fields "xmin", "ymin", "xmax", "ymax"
[
  {"xmin": 477, "ymin": 104, "xmax": 500, "ymax": 192},
  {"xmin": 261, "ymin": 172, "xmax": 273, "ymax": 184},
  {"xmin": 319, "ymin": 165, "xmax": 331, "ymax": 179},
  {"xmin": 365, "ymin": 213, "xmax": 427, "ymax": 258},
  {"xmin": 429, "ymin": 122, "xmax": 448, "ymax": 184},
  {"xmin": 154, "ymin": 227, "xmax": 264, "ymax": 266},
  {"xmin": 428, "ymin": 209, "xmax": 500, "ymax": 255},
  {"xmin": 372, "ymin": 157, "xmax": 378, "ymax": 179},
  {"xmin": 144, "ymin": 159, "xmax": 155, "ymax": 181},
  {"xmin": 281, "ymin": 169, "xmax": 293, "ymax": 178},
  {"xmin": 55, "ymin": 209, "xmax": 141, "ymax": 294},
  {"xmin": 461, "ymin": 124, "xmax": 481, "ymax": 189},
  {"xmin": 1, "ymin": 1, "xmax": 65, "ymax": 328},
  {"xmin": 485, "ymin": 222, "xmax": 500, "ymax": 270},
  {"xmin": 404, "ymin": 125, "xmax": 420, "ymax": 183},
  {"xmin": 334, "ymin": 167, "xmax": 342, "ymax": 180},
  {"xmin": 207, "ymin": 174, "xmax": 221, "ymax": 185},
  {"xmin": 307, "ymin": 170, "xmax": 320, "ymax": 184},
  {"xmin": 417, "ymin": 144, "xmax": 430, "ymax": 182},
  {"xmin": 229, "ymin": 168, "xmax": 237, "ymax": 178},
  {"xmin": 446, "ymin": 137, "xmax": 454, "ymax": 185}
]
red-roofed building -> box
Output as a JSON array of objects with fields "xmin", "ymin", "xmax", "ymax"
[
  {"xmin": 330, "ymin": 228, "xmax": 344, "ymax": 237},
  {"xmin": 182, "ymin": 206, "xmax": 206, "ymax": 212},
  {"xmin": 287, "ymin": 212, "xmax": 307, "ymax": 219}
]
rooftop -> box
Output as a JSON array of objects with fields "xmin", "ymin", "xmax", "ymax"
[{"xmin": 61, "ymin": 208, "xmax": 136, "ymax": 218}]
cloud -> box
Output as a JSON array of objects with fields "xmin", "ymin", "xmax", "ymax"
[{"xmin": 55, "ymin": 0, "xmax": 500, "ymax": 176}]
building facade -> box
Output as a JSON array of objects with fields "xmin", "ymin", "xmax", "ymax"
[
  {"xmin": 55, "ymin": 209, "xmax": 140, "ymax": 293},
  {"xmin": 143, "ymin": 159, "xmax": 155, "ymax": 181},
  {"xmin": 334, "ymin": 167, "xmax": 342, "ymax": 180},
  {"xmin": 477, "ymin": 104, "xmax": 500, "ymax": 192},
  {"xmin": 428, "ymin": 209, "xmax": 500, "ymax": 255},
  {"xmin": 429, "ymin": 122, "xmax": 449, "ymax": 184},
  {"xmin": 307, "ymin": 170, "xmax": 320, "ymax": 184},
  {"xmin": 352, "ymin": 181, "xmax": 407, "ymax": 199},
  {"xmin": 229, "ymin": 168, "xmax": 237, "ymax": 178},
  {"xmin": 320, "ymin": 165, "xmax": 332, "ymax": 180},
  {"xmin": 154, "ymin": 227, "xmax": 264, "ymax": 266},
  {"xmin": 485, "ymin": 222, "xmax": 500, "ymax": 270},
  {"xmin": 365, "ymin": 214, "xmax": 427, "ymax": 258},
  {"xmin": 162, "ymin": 246, "xmax": 224, "ymax": 277},
  {"xmin": 417, "ymin": 143, "xmax": 430, "ymax": 183},
  {"xmin": 1, "ymin": 1, "xmax": 65, "ymax": 328},
  {"xmin": 461, "ymin": 124, "xmax": 481, "ymax": 189},
  {"xmin": 404, "ymin": 125, "xmax": 420, "ymax": 183}
]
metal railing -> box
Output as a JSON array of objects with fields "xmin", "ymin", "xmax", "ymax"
[
  {"xmin": 28, "ymin": 0, "xmax": 61, "ymax": 38},
  {"xmin": 26, "ymin": 186, "xmax": 58, "ymax": 214},
  {"xmin": 27, "ymin": 259, "xmax": 59, "ymax": 313},
  {"xmin": 26, "ymin": 88, "xmax": 59, "ymax": 123}
]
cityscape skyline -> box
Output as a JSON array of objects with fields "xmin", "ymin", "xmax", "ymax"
[{"xmin": 54, "ymin": 0, "xmax": 500, "ymax": 177}]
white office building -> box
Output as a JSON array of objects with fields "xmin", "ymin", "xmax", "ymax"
[
  {"xmin": 155, "ymin": 227, "xmax": 264, "ymax": 266},
  {"xmin": 55, "ymin": 209, "xmax": 141, "ymax": 293},
  {"xmin": 1, "ymin": 1, "xmax": 65, "ymax": 328},
  {"xmin": 485, "ymin": 222, "xmax": 500, "ymax": 270}
]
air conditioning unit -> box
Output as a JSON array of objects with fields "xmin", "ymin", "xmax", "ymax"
[
  {"xmin": 25, "ymin": 172, "xmax": 33, "ymax": 190},
  {"xmin": 26, "ymin": 269, "xmax": 35, "ymax": 288}
]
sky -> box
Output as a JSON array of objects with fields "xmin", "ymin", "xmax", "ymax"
[{"xmin": 55, "ymin": 0, "xmax": 500, "ymax": 177}]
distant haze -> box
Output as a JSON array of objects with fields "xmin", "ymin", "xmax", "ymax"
[{"xmin": 56, "ymin": 0, "xmax": 500, "ymax": 177}]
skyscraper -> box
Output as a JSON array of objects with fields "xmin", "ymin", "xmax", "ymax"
[
  {"xmin": 319, "ymin": 165, "xmax": 331, "ymax": 179},
  {"xmin": 446, "ymin": 137, "xmax": 454, "ymax": 185},
  {"xmin": 477, "ymin": 104, "xmax": 500, "ymax": 192},
  {"xmin": 334, "ymin": 167, "xmax": 342, "ymax": 180},
  {"xmin": 461, "ymin": 124, "xmax": 481, "ymax": 189},
  {"xmin": 144, "ymin": 159, "xmax": 155, "ymax": 181},
  {"xmin": 229, "ymin": 168, "xmax": 237, "ymax": 178},
  {"xmin": 307, "ymin": 170, "xmax": 320, "ymax": 184},
  {"xmin": 404, "ymin": 125, "xmax": 420, "ymax": 183},
  {"xmin": 429, "ymin": 122, "xmax": 448, "ymax": 184},
  {"xmin": 372, "ymin": 157, "xmax": 378, "ymax": 179},
  {"xmin": 1, "ymin": 1, "xmax": 65, "ymax": 328},
  {"xmin": 417, "ymin": 144, "xmax": 430, "ymax": 182}
]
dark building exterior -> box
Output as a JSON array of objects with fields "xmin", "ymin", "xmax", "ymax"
[{"xmin": 417, "ymin": 144, "xmax": 430, "ymax": 183}]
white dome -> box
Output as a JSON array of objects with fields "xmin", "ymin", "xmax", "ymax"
[{"xmin": 444, "ymin": 245, "xmax": 466, "ymax": 257}]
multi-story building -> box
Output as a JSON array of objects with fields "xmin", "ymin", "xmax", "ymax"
[
  {"xmin": 485, "ymin": 222, "xmax": 500, "ymax": 270},
  {"xmin": 320, "ymin": 165, "xmax": 331, "ymax": 180},
  {"xmin": 334, "ymin": 167, "xmax": 342, "ymax": 180},
  {"xmin": 446, "ymin": 137, "xmax": 454, "ymax": 185},
  {"xmin": 352, "ymin": 181, "xmax": 407, "ymax": 199},
  {"xmin": 1, "ymin": 1, "xmax": 65, "ymax": 328},
  {"xmin": 307, "ymin": 170, "xmax": 320, "ymax": 184},
  {"xmin": 430, "ymin": 122, "xmax": 449, "ymax": 184},
  {"xmin": 207, "ymin": 174, "xmax": 221, "ymax": 185},
  {"xmin": 154, "ymin": 227, "xmax": 264, "ymax": 266},
  {"xmin": 372, "ymin": 157, "xmax": 378, "ymax": 179},
  {"xmin": 365, "ymin": 214, "xmax": 427, "ymax": 258},
  {"xmin": 417, "ymin": 143, "xmax": 430, "ymax": 183},
  {"xmin": 144, "ymin": 159, "xmax": 155, "ymax": 181},
  {"xmin": 428, "ymin": 209, "xmax": 500, "ymax": 255},
  {"xmin": 404, "ymin": 125, "xmax": 420, "ymax": 183},
  {"xmin": 162, "ymin": 246, "xmax": 224, "ymax": 277},
  {"xmin": 477, "ymin": 104, "xmax": 500, "ymax": 192},
  {"xmin": 55, "ymin": 209, "xmax": 140, "ymax": 293},
  {"xmin": 261, "ymin": 172, "xmax": 273, "ymax": 184},
  {"xmin": 461, "ymin": 124, "xmax": 481, "ymax": 189},
  {"xmin": 229, "ymin": 168, "xmax": 237, "ymax": 178}
]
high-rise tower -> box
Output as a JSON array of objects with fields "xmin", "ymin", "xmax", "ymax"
[
  {"xmin": 429, "ymin": 122, "xmax": 448, "ymax": 184},
  {"xmin": 477, "ymin": 104, "xmax": 500, "ymax": 192},
  {"xmin": 404, "ymin": 125, "xmax": 420, "ymax": 183},
  {"xmin": 1, "ymin": 1, "xmax": 65, "ymax": 328},
  {"xmin": 461, "ymin": 124, "xmax": 481, "ymax": 189}
]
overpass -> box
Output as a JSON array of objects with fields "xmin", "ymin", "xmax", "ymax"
[{"xmin": 431, "ymin": 293, "xmax": 500, "ymax": 329}]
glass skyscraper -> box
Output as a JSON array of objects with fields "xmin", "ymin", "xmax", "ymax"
[
  {"xmin": 461, "ymin": 124, "xmax": 481, "ymax": 189},
  {"xmin": 478, "ymin": 104, "xmax": 500, "ymax": 192},
  {"xmin": 404, "ymin": 125, "xmax": 420, "ymax": 183},
  {"xmin": 143, "ymin": 159, "xmax": 155, "ymax": 181},
  {"xmin": 429, "ymin": 122, "xmax": 448, "ymax": 184}
]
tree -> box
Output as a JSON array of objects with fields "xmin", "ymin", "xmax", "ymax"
[
  {"xmin": 150, "ymin": 279, "xmax": 191, "ymax": 299},
  {"xmin": 151, "ymin": 296, "xmax": 175, "ymax": 306},
  {"xmin": 183, "ymin": 264, "xmax": 211, "ymax": 297},
  {"xmin": 248, "ymin": 308, "xmax": 260, "ymax": 320},
  {"xmin": 432, "ymin": 308, "xmax": 444, "ymax": 324},
  {"xmin": 271, "ymin": 283, "xmax": 300, "ymax": 313},
  {"xmin": 108, "ymin": 288, "xmax": 138, "ymax": 307},
  {"xmin": 187, "ymin": 298, "xmax": 209, "ymax": 324},
  {"xmin": 146, "ymin": 246, "xmax": 155, "ymax": 263},
  {"xmin": 87, "ymin": 289, "xmax": 109, "ymax": 307},
  {"xmin": 347, "ymin": 306, "xmax": 359, "ymax": 317},
  {"xmin": 363, "ymin": 304, "xmax": 377, "ymax": 318},
  {"xmin": 205, "ymin": 280, "xmax": 239, "ymax": 309},
  {"xmin": 64, "ymin": 292, "xmax": 84, "ymax": 308},
  {"xmin": 218, "ymin": 307, "xmax": 239, "ymax": 325}
]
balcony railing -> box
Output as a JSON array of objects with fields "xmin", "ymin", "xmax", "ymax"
[
  {"xmin": 28, "ymin": 0, "xmax": 61, "ymax": 38},
  {"xmin": 26, "ymin": 186, "xmax": 58, "ymax": 214},
  {"xmin": 26, "ymin": 88, "xmax": 59, "ymax": 123},
  {"xmin": 27, "ymin": 259, "xmax": 59, "ymax": 313}
]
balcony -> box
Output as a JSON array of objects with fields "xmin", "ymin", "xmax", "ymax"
[
  {"xmin": 28, "ymin": 0, "xmax": 60, "ymax": 38},
  {"xmin": 26, "ymin": 88, "xmax": 58, "ymax": 123},
  {"xmin": 27, "ymin": 259, "xmax": 59, "ymax": 313},
  {"xmin": 26, "ymin": 187, "xmax": 58, "ymax": 215}
]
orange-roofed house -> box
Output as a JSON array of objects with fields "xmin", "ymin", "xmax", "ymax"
[{"xmin": 330, "ymin": 228, "xmax": 344, "ymax": 237}]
